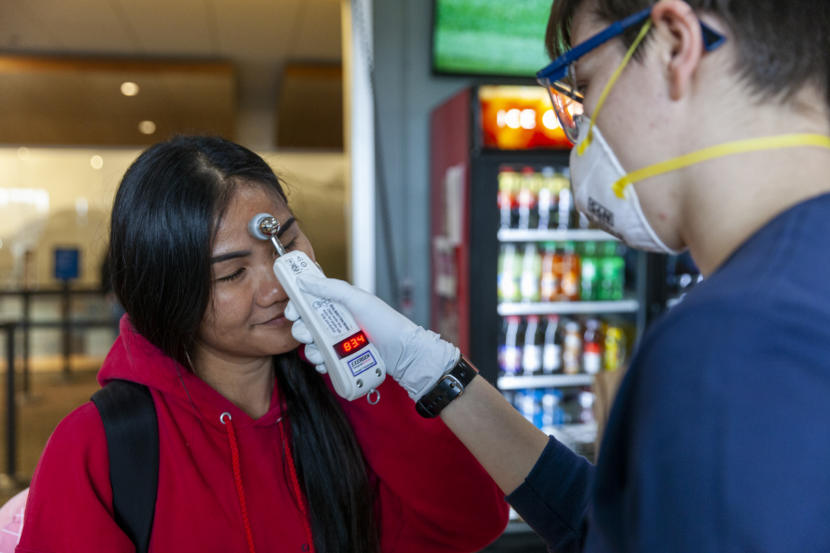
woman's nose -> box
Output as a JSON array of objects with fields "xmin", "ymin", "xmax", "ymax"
[{"xmin": 255, "ymin": 263, "xmax": 287, "ymax": 306}]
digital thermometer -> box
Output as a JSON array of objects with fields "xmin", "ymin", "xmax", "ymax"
[{"xmin": 248, "ymin": 213, "xmax": 386, "ymax": 402}]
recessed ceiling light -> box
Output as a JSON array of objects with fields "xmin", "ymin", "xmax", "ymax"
[
  {"xmin": 90, "ymin": 155, "xmax": 104, "ymax": 170},
  {"xmin": 138, "ymin": 120, "xmax": 157, "ymax": 135},
  {"xmin": 16, "ymin": 147, "xmax": 30, "ymax": 160},
  {"xmin": 121, "ymin": 82, "xmax": 140, "ymax": 96}
]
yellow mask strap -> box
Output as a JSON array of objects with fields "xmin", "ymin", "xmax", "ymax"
[
  {"xmin": 577, "ymin": 18, "xmax": 653, "ymax": 156},
  {"xmin": 613, "ymin": 134, "xmax": 830, "ymax": 198}
]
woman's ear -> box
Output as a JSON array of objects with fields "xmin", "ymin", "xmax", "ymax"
[{"xmin": 651, "ymin": 0, "xmax": 705, "ymax": 101}]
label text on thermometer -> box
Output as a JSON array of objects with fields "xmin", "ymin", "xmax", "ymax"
[
  {"xmin": 347, "ymin": 351, "xmax": 378, "ymax": 376},
  {"xmin": 311, "ymin": 298, "xmax": 355, "ymax": 337}
]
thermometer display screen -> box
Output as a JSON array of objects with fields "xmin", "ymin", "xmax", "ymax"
[{"xmin": 334, "ymin": 331, "xmax": 370, "ymax": 358}]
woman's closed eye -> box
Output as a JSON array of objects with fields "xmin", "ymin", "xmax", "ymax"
[
  {"xmin": 217, "ymin": 236, "xmax": 300, "ymax": 280},
  {"xmin": 217, "ymin": 267, "xmax": 245, "ymax": 282}
]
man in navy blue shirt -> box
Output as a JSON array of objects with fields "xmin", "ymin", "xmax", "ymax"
[{"xmin": 289, "ymin": 0, "xmax": 830, "ymax": 550}]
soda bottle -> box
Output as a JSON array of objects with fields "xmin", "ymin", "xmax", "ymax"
[
  {"xmin": 519, "ymin": 243, "xmax": 541, "ymax": 303},
  {"xmin": 498, "ymin": 316, "xmax": 523, "ymax": 376},
  {"xmin": 537, "ymin": 167, "xmax": 557, "ymax": 230},
  {"xmin": 516, "ymin": 167, "xmax": 538, "ymax": 229},
  {"xmin": 562, "ymin": 318, "xmax": 582, "ymax": 374},
  {"xmin": 579, "ymin": 241, "xmax": 599, "ymax": 301},
  {"xmin": 541, "ymin": 389, "xmax": 558, "ymax": 429},
  {"xmin": 602, "ymin": 322, "xmax": 627, "ymax": 371},
  {"xmin": 582, "ymin": 318, "xmax": 602, "ymax": 375},
  {"xmin": 498, "ymin": 244, "xmax": 521, "ymax": 302},
  {"xmin": 555, "ymin": 169, "xmax": 573, "ymax": 229},
  {"xmin": 599, "ymin": 241, "xmax": 625, "ymax": 301},
  {"xmin": 533, "ymin": 389, "xmax": 545, "ymax": 428},
  {"xmin": 539, "ymin": 242, "xmax": 559, "ymax": 302},
  {"xmin": 522, "ymin": 315, "xmax": 543, "ymax": 376},
  {"xmin": 542, "ymin": 315, "xmax": 563, "ymax": 374},
  {"xmin": 515, "ymin": 389, "xmax": 536, "ymax": 424},
  {"xmin": 560, "ymin": 241, "xmax": 581, "ymax": 301},
  {"xmin": 551, "ymin": 242, "xmax": 565, "ymax": 300},
  {"xmin": 497, "ymin": 168, "xmax": 517, "ymax": 229},
  {"xmin": 579, "ymin": 391, "xmax": 596, "ymax": 423}
]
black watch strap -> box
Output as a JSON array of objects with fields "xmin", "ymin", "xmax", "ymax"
[{"xmin": 415, "ymin": 357, "xmax": 478, "ymax": 418}]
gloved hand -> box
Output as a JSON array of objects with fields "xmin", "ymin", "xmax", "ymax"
[{"xmin": 284, "ymin": 275, "xmax": 460, "ymax": 401}]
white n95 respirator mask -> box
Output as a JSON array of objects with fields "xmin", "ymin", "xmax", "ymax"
[{"xmin": 569, "ymin": 120, "xmax": 683, "ymax": 254}]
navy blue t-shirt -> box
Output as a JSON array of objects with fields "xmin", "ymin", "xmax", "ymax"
[{"xmin": 508, "ymin": 193, "xmax": 830, "ymax": 552}]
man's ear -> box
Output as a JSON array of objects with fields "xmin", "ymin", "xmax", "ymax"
[{"xmin": 651, "ymin": 0, "xmax": 705, "ymax": 101}]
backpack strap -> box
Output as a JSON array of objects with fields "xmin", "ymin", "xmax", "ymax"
[{"xmin": 91, "ymin": 380, "xmax": 159, "ymax": 553}]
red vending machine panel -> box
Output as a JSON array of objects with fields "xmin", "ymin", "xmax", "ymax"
[{"xmin": 429, "ymin": 89, "xmax": 472, "ymax": 354}]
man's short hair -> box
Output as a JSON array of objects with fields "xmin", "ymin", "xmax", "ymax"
[{"xmin": 546, "ymin": 0, "xmax": 830, "ymax": 108}]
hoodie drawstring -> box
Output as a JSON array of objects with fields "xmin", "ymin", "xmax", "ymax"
[
  {"xmin": 220, "ymin": 411, "xmax": 315, "ymax": 553},
  {"xmin": 278, "ymin": 418, "xmax": 316, "ymax": 553},
  {"xmin": 220, "ymin": 412, "xmax": 257, "ymax": 553}
]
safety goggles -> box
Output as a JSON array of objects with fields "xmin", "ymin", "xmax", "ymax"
[{"xmin": 536, "ymin": 6, "xmax": 726, "ymax": 143}]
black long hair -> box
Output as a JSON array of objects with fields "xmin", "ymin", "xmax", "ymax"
[{"xmin": 108, "ymin": 135, "xmax": 380, "ymax": 553}]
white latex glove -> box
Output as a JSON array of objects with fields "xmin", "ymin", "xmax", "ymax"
[{"xmin": 284, "ymin": 275, "xmax": 460, "ymax": 401}]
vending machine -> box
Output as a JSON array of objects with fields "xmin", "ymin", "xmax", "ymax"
[{"xmin": 429, "ymin": 85, "xmax": 653, "ymax": 461}]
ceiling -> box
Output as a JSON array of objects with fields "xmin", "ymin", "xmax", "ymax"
[{"xmin": 0, "ymin": 0, "xmax": 343, "ymax": 148}]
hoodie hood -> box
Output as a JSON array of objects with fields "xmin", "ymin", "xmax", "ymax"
[{"xmin": 98, "ymin": 315, "xmax": 286, "ymax": 430}]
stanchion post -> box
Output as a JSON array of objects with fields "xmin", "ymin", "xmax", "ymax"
[
  {"xmin": 61, "ymin": 281, "xmax": 71, "ymax": 378},
  {"xmin": 3, "ymin": 323, "xmax": 17, "ymax": 480},
  {"xmin": 22, "ymin": 290, "xmax": 30, "ymax": 396}
]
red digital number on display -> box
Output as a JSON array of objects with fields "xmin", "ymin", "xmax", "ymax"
[{"xmin": 334, "ymin": 331, "xmax": 369, "ymax": 359}]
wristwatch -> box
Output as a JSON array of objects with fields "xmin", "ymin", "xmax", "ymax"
[{"xmin": 415, "ymin": 356, "xmax": 478, "ymax": 418}]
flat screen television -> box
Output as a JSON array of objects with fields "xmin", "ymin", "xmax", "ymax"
[{"xmin": 432, "ymin": 0, "xmax": 555, "ymax": 78}]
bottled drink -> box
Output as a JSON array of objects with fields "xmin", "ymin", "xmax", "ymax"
[
  {"xmin": 579, "ymin": 241, "xmax": 600, "ymax": 301},
  {"xmin": 582, "ymin": 318, "xmax": 602, "ymax": 375},
  {"xmin": 555, "ymin": 169, "xmax": 573, "ymax": 229},
  {"xmin": 539, "ymin": 242, "xmax": 559, "ymax": 302},
  {"xmin": 579, "ymin": 391, "xmax": 596, "ymax": 423},
  {"xmin": 522, "ymin": 315, "xmax": 543, "ymax": 376},
  {"xmin": 560, "ymin": 241, "xmax": 581, "ymax": 301},
  {"xmin": 497, "ymin": 168, "xmax": 517, "ymax": 229},
  {"xmin": 598, "ymin": 241, "xmax": 625, "ymax": 301},
  {"xmin": 602, "ymin": 322, "xmax": 627, "ymax": 371},
  {"xmin": 516, "ymin": 167, "xmax": 538, "ymax": 229},
  {"xmin": 515, "ymin": 389, "xmax": 535, "ymax": 424},
  {"xmin": 542, "ymin": 315, "xmax": 563, "ymax": 374},
  {"xmin": 537, "ymin": 167, "xmax": 557, "ymax": 230},
  {"xmin": 541, "ymin": 389, "xmax": 560, "ymax": 428},
  {"xmin": 551, "ymin": 242, "xmax": 565, "ymax": 300},
  {"xmin": 515, "ymin": 389, "xmax": 543, "ymax": 428},
  {"xmin": 562, "ymin": 319, "xmax": 582, "ymax": 374},
  {"xmin": 532, "ymin": 389, "xmax": 545, "ymax": 428},
  {"xmin": 519, "ymin": 243, "xmax": 541, "ymax": 303},
  {"xmin": 498, "ymin": 316, "xmax": 523, "ymax": 376},
  {"xmin": 498, "ymin": 244, "xmax": 521, "ymax": 302}
]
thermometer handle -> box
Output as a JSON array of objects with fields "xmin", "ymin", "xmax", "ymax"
[{"xmin": 273, "ymin": 252, "xmax": 386, "ymax": 400}]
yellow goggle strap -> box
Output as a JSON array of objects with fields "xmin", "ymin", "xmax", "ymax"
[
  {"xmin": 577, "ymin": 18, "xmax": 653, "ymax": 156},
  {"xmin": 613, "ymin": 134, "xmax": 830, "ymax": 198}
]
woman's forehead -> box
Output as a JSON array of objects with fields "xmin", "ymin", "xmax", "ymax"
[{"xmin": 215, "ymin": 185, "xmax": 290, "ymax": 240}]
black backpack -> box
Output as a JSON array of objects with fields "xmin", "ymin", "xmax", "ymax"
[{"xmin": 91, "ymin": 380, "xmax": 159, "ymax": 553}]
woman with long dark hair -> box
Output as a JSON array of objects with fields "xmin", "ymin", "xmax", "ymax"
[{"xmin": 17, "ymin": 135, "xmax": 508, "ymax": 553}]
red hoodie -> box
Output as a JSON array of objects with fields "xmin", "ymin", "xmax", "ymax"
[{"xmin": 17, "ymin": 318, "xmax": 508, "ymax": 552}]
